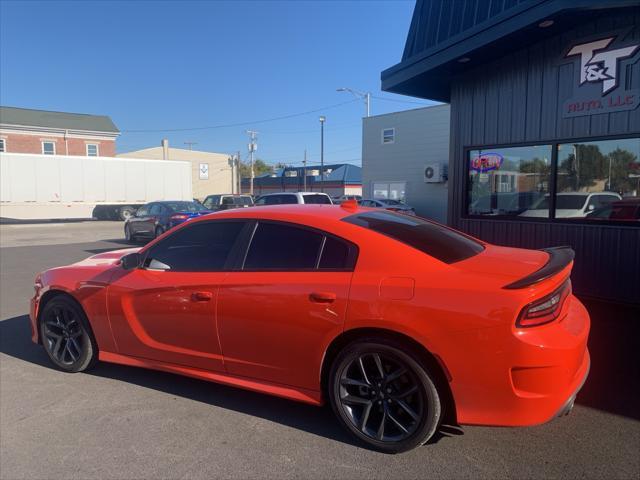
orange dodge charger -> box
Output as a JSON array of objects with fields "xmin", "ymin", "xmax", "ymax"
[{"xmin": 30, "ymin": 203, "xmax": 590, "ymax": 453}]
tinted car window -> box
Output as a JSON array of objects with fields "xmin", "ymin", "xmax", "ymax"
[
  {"xmin": 343, "ymin": 211, "xmax": 484, "ymax": 264},
  {"xmin": 149, "ymin": 204, "xmax": 161, "ymax": 215},
  {"xmin": 268, "ymin": 194, "xmax": 297, "ymax": 205},
  {"xmin": 244, "ymin": 222, "xmax": 323, "ymax": 270},
  {"xmin": 303, "ymin": 194, "xmax": 332, "ymax": 205},
  {"xmin": 145, "ymin": 221, "xmax": 246, "ymax": 271},
  {"xmin": 203, "ymin": 195, "xmax": 220, "ymax": 209},
  {"xmin": 319, "ymin": 236, "xmax": 352, "ymax": 269},
  {"xmin": 136, "ymin": 205, "xmax": 149, "ymax": 216}
]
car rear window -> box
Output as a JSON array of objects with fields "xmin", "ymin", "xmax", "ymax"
[
  {"xmin": 303, "ymin": 194, "xmax": 332, "ymax": 205},
  {"xmin": 342, "ymin": 211, "xmax": 484, "ymax": 264}
]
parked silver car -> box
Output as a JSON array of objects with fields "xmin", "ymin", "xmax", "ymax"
[{"xmin": 359, "ymin": 198, "xmax": 416, "ymax": 215}]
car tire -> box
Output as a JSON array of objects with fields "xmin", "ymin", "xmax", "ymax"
[
  {"xmin": 119, "ymin": 206, "xmax": 136, "ymax": 221},
  {"xmin": 124, "ymin": 224, "xmax": 136, "ymax": 242},
  {"xmin": 328, "ymin": 338, "xmax": 441, "ymax": 453},
  {"xmin": 39, "ymin": 295, "xmax": 98, "ymax": 373},
  {"xmin": 155, "ymin": 226, "xmax": 165, "ymax": 238}
]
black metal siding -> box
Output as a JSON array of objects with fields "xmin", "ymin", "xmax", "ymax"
[
  {"xmin": 402, "ymin": 0, "xmax": 540, "ymax": 61},
  {"xmin": 448, "ymin": 10, "xmax": 640, "ymax": 303}
]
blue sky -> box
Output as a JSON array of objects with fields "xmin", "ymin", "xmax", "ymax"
[{"xmin": 0, "ymin": 0, "xmax": 433, "ymax": 166}]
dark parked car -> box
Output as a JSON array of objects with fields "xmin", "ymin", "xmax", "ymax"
[
  {"xmin": 124, "ymin": 201, "xmax": 212, "ymax": 241},
  {"xmin": 202, "ymin": 194, "xmax": 254, "ymax": 211},
  {"xmin": 586, "ymin": 198, "xmax": 640, "ymax": 221},
  {"xmin": 359, "ymin": 198, "xmax": 416, "ymax": 215}
]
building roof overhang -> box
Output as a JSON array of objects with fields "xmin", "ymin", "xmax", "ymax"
[{"xmin": 381, "ymin": 0, "xmax": 639, "ymax": 102}]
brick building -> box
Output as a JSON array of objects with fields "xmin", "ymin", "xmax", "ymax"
[{"xmin": 0, "ymin": 106, "xmax": 119, "ymax": 156}]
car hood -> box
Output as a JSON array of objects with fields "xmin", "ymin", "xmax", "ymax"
[{"xmin": 72, "ymin": 247, "xmax": 141, "ymax": 267}]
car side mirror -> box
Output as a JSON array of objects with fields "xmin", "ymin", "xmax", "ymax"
[{"xmin": 120, "ymin": 252, "xmax": 141, "ymax": 270}]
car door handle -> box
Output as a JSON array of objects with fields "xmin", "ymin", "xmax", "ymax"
[
  {"xmin": 309, "ymin": 292, "xmax": 336, "ymax": 303},
  {"xmin": 191, "ymin": 291, "xmax": 213, "ymax": 302}
]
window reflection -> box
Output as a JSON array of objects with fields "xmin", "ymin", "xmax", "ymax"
[
  {"xmin": 557, "ymin": 138, "xmax": 639, "ymax": 221},
  {"xmin": 468, "ymin": 145, "xmax": 551, "ymax": 216}
]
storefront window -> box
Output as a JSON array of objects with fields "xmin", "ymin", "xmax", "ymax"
[
  {"xmin": 556, "ymin": 138, "xmax": 639, "ymax": 221},
  {"xmin": 468, "ymin": 145, "xmax": 552, "ymax": 217}
]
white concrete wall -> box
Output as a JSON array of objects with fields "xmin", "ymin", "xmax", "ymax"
[{"xmin": 362, "ymin": 104, "xmax": 450, "ymax": 223}]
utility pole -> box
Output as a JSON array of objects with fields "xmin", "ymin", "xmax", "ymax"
[
  {"xmin": 184, "ymin": 141, "xmax": 198, "ymax": 150},
  {"xmin": 319, "ymin": 117, "xmax": 325, "ymax": 192},
  {"xmin": 246, "ymin": 131, "xmax": 258, "ymax": 196},
  {"xmin": 236, "ymin": 151, "xmax": 241, "ymax": 194},
  {"xmin": 303, "ymin": 149, "xmax": 307, "ymax": 192}
]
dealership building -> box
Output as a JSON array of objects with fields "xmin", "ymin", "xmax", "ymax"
[{"xmin": 381, "ymin": 0, "xmax": 640, "ymax": 303}]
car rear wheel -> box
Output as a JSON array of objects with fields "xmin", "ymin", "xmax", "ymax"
[
  {"xmin": 329, "ymin": 339, "xmax": 441, "ymax": 453},
  {"xmin": 39, "ymin": 296, "xmax": 98, "ymax": 373}
]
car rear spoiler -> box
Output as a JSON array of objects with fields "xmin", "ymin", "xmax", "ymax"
[{"xmin": 503, "ymin": 246, "xmax": 575, "ymax": 290}]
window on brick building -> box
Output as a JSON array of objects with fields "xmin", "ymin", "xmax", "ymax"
[
  {"xmin": 0, "ymin": 139, "xmax": 5, "ymax": 152},
  {"xmin": 86, "ymin": 144, "xmax": 99, "ymax": 156},
  {"xmin": 42, "ymin": 141, "xmax": 55, "ymax": 155}
]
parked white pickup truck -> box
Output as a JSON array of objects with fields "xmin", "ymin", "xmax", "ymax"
[{"xmin": 519, "ymin": 192, "xmax": 622, "ymax": 218}]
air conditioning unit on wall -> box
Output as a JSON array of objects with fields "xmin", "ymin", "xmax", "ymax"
[{"xmin": 424, "ymin": 162, "xmax": 447, "ymax": 183}]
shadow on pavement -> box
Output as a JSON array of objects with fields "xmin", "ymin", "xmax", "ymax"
[
  {"xmin": 0, "ymin": 314, "xmax": 458, "ymax": 451},
  {"xmin": 3, "ymin": 298, "xmax": 636, "ymax": 446}
]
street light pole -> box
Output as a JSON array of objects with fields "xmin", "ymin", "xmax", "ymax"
[
  {"xmin": 337, "ymin": 87, "xmax": 371, "ymax": 117},
  {"xmin": 303, "ymin": 149, "xmax": 307, "ymax": 192},
  {"xmin": 319, "ymin": 116, "xmax": 326, "ymax": 192},
  {"xmin": 246, "ymin": 130, "xmax": 258, "ymax": 196}
]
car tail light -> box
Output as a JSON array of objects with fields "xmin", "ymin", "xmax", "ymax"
[
  {"xmin": 516, "ymin": 279, "xmax": 571, "ymax": 328},
  {"xmin": 171, "ymin": 214, "xmax": 189, "ymax": 221}
]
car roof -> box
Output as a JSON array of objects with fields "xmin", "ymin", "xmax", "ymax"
[
  {"xmin": 258, "ymin": 191, "xmax": 329, "ymax": 196},
  {"xmin": 193, "ymin": 204, "xmax": 355, "ymax": 224}
]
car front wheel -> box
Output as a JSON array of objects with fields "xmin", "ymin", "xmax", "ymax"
[
  {"xmin": 329, "ymin": 338, "xmax": 441, "ymax": 453},
  {"xmin": 39, "ymin": 295, "xmax": 98, "ymax": 373},
  {"xmin": 124, "ymin": 224, "xmax": 136, "ymax": 242}
]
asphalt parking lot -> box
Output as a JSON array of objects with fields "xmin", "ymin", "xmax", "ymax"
[{"xmin": 1, "ymin": 221, "xmax": 639, "ymax": 479}]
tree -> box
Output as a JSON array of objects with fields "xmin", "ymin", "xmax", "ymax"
[{"xmin": 238, "ymin": 159, "xmax": 273, "ymax": 178}]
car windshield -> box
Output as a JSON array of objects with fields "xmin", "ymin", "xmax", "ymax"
[
  {"xmin": 303, "ymin": 194, "xmax": 332, "ymax": 204},
  {"xmin": 165, "ymin": 201, "xmax": 207, "ymax": 212},
  {"xmin": 343, "ymin": 211, "xmax": 484, "ymax": 264}
]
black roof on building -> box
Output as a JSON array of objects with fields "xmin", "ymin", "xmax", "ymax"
[
  {"xmin": 382, "ymin": 0, "xmax": 639, "ymax": 102},
  {"xmin": 0, "ymin": 106, "xmax": 119, "ymax": 133}
]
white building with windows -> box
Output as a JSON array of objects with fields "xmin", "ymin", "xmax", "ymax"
[{"xmin": 361, "ymin": 104, "xmax": 450, "ymax": 222}]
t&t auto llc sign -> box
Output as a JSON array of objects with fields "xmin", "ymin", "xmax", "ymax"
[{"xmin": 561, "ymin": 31, "xmax": 639, "ymax": 118}]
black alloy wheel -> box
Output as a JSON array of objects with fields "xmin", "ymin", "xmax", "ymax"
[
  {"xmin": 40, "ymin": 296, "xmax": 98, "ymax": 373},
  {"xmin": 329, "ymin": 339, "xmax": 441, "ymax": 453}
]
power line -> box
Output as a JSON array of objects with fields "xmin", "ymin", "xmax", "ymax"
[{"xmin": 121, "ymin": 98, "xmax": 359, "ymax": 133}]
